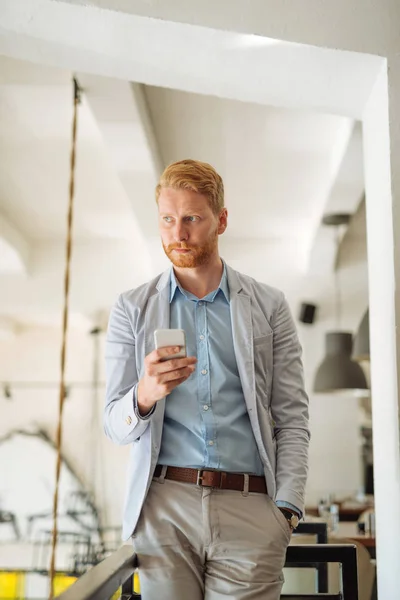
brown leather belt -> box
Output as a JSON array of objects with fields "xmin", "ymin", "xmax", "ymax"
[{"xmin": 154, "ymin": 465, "xmax": 267, "ymax": 494}]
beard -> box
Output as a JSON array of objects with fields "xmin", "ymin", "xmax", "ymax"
[{"xmin": 162, "ymin": 229, "xmax": 218, "ymax": 268}]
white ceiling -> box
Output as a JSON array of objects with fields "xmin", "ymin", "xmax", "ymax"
[
  {"xmin": 0, "ymin": 0, "xmax": 380, "ymax": 332},
  {"xmin": 145, "ymin": 85, "xmax": 351, "ymax": 242},
  {"xmin": 0, "ymin": 52, "xmax": 366, "ymax": 329},
  {"xmin": 0, "ymin": 58, "xmax": 143, "ymax": 243}
]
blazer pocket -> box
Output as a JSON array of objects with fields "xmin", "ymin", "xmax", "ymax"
[{"xmin": 254, "ymin": 333, "xmax": 273, "ymax": 347}]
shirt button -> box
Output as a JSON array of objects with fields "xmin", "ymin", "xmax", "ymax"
[
  {"xmin": 203, "ymin": 405, "xmax": 209, "ymax": 411},
  {"xmin": 199, "ymin": 335, "xmax": 205, "ymax": 340},
  {"xmin": 198, "ymin": 302, "xmax": 204, "ymax": 306},
  {"xmin": 208, "ymin": 440, "xmax": 214, "ymax": 446},
  {"xmin": 201, "ymin": 369, "xmax": 208, "ymax": 375}
]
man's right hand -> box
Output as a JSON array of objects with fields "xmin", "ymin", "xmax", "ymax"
[{"xmin": 137, "ymin": 347, "xmax": 197, "ymax": 416}]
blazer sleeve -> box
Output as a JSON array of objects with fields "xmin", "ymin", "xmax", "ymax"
[
  {"xmin": 270, "ymin": 292, "xmax": 310, "ymax": 514},
  {"xmin": 104, "ymin": 294, "xmax": 152, "ymax": 445}
]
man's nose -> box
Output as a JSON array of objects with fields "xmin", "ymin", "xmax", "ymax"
[{"xmin": 174, "ymin": 222, "xmax": 189, "ymax": 242}]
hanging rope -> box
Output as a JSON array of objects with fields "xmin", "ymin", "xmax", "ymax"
[
  {"xmin": 48, "ymin": 77, "xmax": 81, "ymax": 600},
  {"xmin": 334, "ymin": 225, "xmax": 342, "ymax": 330}
]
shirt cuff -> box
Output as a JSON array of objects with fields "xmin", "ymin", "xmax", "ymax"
[
  {"xmin": 276, "ymin": 500, "xmax": 302, "ymax": 520},
  {"xmin": 133, "ymin": 385, "xmax": 156, "ymax": 421}
]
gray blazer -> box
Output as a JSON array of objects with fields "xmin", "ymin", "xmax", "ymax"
[{"xmin": 105, "ymin": 263, "xmax": 310, "ymax": 540}]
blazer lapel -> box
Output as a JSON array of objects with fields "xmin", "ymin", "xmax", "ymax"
[{"xmin": 227, "ymin": 266, "xmax": 256, "ymax": 411}]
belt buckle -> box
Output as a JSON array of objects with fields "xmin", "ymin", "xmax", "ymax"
[
  {"xmin": 196, "ymin": 469, "xmax": 204, "ymax": 486},
  {"xmin": 197, "ymin": 469, "xmax": 225, "ymax": 488}
]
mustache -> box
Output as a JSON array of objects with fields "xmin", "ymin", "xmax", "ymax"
[{"xmin": 166, "ymin": 243, "xmax": 194, "ymax": 251}]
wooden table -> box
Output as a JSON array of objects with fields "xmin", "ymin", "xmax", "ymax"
[
  {"xmin": 306, "ymin": 505, "xmax": 371, "ymax": 521},
  {"xmin": 332, "ymin": 522, "xmax": 376, "ymax": 558},
  {"xmin": 303, "ymin": 518, "xmax": 376, "ymax": 557}
]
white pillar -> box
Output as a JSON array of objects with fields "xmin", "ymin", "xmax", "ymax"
[{"xmin": 363, "ymin": 59, "xmax": 400, "ymax": 599}]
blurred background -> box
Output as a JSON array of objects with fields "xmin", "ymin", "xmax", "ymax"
[
  {"xmin": 2, "ymin": 1, "xmax": 398, "ymax": 597},
  {"xmin": 0, "ymin": 54, "xmax": 372, "ymax": 597}
]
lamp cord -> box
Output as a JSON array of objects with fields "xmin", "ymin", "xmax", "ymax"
[{"xmin": 334, "ymin": 225, "xmax": 341, "ymax": 330}]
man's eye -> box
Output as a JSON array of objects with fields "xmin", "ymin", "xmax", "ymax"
[
  {"xmin": 163, "ymin": 216, "xmax": 173, "ymax": 223},
  {"xmin": 187, "ymin": 216, "xmax": 198, "ymax": 222}
]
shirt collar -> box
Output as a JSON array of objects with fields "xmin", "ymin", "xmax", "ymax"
[{"xmin": 169, "ymin": 261, "xmax": 230, "ymax": 303}]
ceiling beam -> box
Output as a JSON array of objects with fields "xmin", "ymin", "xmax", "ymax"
[
  {"xmin": 58, "ymin": 0, "xmax": 399, "ymax": 57},
  {"xmin": 130, "ymin": 83, "xmax": 165, "ymax": 178},
  {"xmin": 306, "ymin": 122, "xmax": 365, "ymax": 277},
  {"xmin": 0, "ymin": 212, "xmax": 31, "ymax": 274},
  {"xmin": 77, "ymin": 74, "xmax": 162, "ymax": 239},
  {"xmin": 0, "ymin": 0, "xmax": 382, "ymax": 119}
]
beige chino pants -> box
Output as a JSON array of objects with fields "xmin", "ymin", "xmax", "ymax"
[{"xmin": 132, "ymin": 475, "xmax": 291, "ymax": 600}]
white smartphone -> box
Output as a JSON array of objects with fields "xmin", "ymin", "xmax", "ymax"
[{"xmin": 154, "ymin": 329, "xmax": 187, "ymax": 361}]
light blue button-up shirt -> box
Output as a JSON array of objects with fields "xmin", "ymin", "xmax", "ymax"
[
  {"xmin": 158, "ymin": 264, "xmax": 265, "ymax": 475},
  {"xmin": 156, "ymin": 264, "xmax": 300, "ymax": 516}
]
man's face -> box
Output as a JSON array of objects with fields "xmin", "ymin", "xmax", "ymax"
[{"xmin": 158, "ymin": 188, "xmax": 227, "ymax": 268}]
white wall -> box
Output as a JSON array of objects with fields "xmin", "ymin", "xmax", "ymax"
[
  {"xmin": 300, "ymin": 201, "xmax": 369, "ymax": 506},
  {"xmin": 302, "ymin": 327, "xmax": 364, "ymax": 507},
  {"xmin": 0, "ymin": 327, "xmax": 128, "ymax": 533}
]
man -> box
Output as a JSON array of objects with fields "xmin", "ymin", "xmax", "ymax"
[{"xmin": 105, "ymin": 159, "xmax": 310, "ymax": 599}]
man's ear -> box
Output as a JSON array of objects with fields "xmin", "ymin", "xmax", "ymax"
[{"xmin": 218, "ymin": 208, "xmax": 228, "ymax": 235}]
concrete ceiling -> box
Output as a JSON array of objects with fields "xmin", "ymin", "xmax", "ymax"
[
  {"xmin": 145, "ymin": 86, "xmax": 349, "ymax": 241},
  {"xmin": 0, "ymin": 2, "xmax": 372, "ymax": 329},
  {"xmin": 0, "ymin": 58, "xmax": 143, "ymax": 243}
]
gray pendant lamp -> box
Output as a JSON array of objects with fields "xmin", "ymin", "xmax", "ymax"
[
  {"xmin": 353, "ymin": 309, "xmax": 370, "ymax": 361},
  {"xmin": 313, "ymin": 214, "xmax": 369, "ymax": 395}
]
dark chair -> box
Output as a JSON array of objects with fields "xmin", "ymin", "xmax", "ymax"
[
  {"xmin": 282, "ymin": 543, "xmax": 358, "ymax": 599},
  {"xmin": 284, "ymin": 521, "xmax": 329, "ymax": 593}
]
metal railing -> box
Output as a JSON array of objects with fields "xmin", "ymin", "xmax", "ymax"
[
  {"xmin": 57, "ymin": 543, "xmax": 358, "ymax": 600},
  {"xmin": 56, "ymin": 545, "xmax": 137, "ymax": 600}
]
